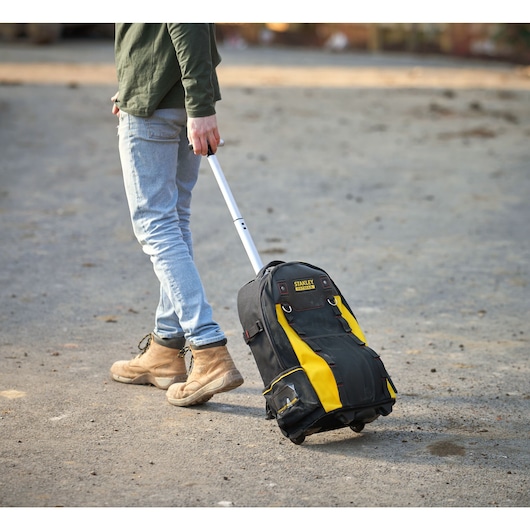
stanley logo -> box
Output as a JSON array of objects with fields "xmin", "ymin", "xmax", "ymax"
[{"xmin": 294, "ymin": 278, "xmax": 315, "ymax": 292}]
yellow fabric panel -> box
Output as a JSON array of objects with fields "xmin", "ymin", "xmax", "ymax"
[
  {"xmin": 387, "ymin": 379, "xmax": 397, "ymax": 399},
  {"xmin": 275, "ymin": 304, "xmax": 342, "ymax": 413},
  {"xmin": 334, "ymin": 295, "xmax": 367, "ymax": 344}
]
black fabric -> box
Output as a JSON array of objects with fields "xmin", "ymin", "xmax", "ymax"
[
  {"xmin": 191, "ymin": 338, "xmax": 227, "ymax": 350},
  {"xmin": 152, "ymin": 333, "xmax": 186, "ymax": 350}
]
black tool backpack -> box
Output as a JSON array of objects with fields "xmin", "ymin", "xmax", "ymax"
[{"xmin": 237, "ymin": 260, "xmax": 397, "ymax": 444}]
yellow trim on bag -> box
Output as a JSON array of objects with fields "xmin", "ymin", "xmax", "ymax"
[
  {"xmin": 333, "ymin": 295, "xmax": 367, "ymax": 344},
  {"xmin": 263, "ymin": 368, "xmax": 302, "ymax": 395},
  {"xmin": 277, "ymin": 397, "xmax": 300, "ymax": 414},
  {"xmin": 275, "ymin": 304, "xmax": 342, "ymax": 413},
  {"xmin": 387, "ymin": 379, "xmax": 397, "ymax": 399}
]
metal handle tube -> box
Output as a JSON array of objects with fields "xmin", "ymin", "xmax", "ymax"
[{"xmin": 206, "ymin": 154, "xmax": 263, "ymax": 274}]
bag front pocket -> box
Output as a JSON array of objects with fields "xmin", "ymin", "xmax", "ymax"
[{"xmin": 263, "ymin": 367, "xmax": 321, "ymax": 430}]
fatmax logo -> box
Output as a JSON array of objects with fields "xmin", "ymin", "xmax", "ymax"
[{"xmin": 294, "ymin": 278, "xmax": 315, "ymax": 291}]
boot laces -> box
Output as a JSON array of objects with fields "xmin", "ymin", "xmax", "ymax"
[
  {"xmin": 188, "ymin": 350, "xmax": 196, "ymax": 372},
  {"xmin": 178, "ymin": 345, "xmax": 191, "ymax": 359},
  {"xmin": 136, "ymin": 333, "xmax": 152, "ymax": 356},
  {"xmin": 136, "ymin": 333, "xmax": 190, "ymax": 358}
]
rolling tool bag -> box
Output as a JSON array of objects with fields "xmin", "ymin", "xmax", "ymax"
[{"xmin": 206, "ymin": 149, "xmax": 397, "ymax": 444}]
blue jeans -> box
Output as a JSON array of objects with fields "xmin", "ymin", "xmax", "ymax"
[{"xmin": 117, "ymin": 108, "xmax": 226, "ymax": 348}]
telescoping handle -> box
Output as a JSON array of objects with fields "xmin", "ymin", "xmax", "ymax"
[{"xmin": 204, "ymin": 146, "xmax": 264, "ymax": 275}]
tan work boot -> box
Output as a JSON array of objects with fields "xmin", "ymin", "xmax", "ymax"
[
  {"xmin": 166, "ymin": 344, "xmax": 244, "ymax": 406},
  {"xmin": 110, "ymin": 333, "xmax": 188, "ymax": 390}
]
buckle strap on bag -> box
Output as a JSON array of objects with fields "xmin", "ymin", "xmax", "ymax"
[{"xmin": 243, "ymin": 320, "xmax": 264, "ymax": 344}]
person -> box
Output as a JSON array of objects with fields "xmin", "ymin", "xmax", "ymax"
[{"xmin": 109, "ymin": 23, "xmax": 243, "ymax": 406}]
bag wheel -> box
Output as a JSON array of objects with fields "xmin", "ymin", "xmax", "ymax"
[
  {"xmin": 350, "ymin": 423, "xmax": 365, "ymax": 433},
  {"xmin": 290, "ymin": 435, "xmax": 306, "ymax": 445}
]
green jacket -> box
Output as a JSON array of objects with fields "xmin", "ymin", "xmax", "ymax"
[{"xmin": 114, "ymin": 23, "xmax": 221, "ymax": 118}]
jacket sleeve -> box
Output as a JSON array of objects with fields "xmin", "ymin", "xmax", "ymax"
[{"xmin": 166, "ymin": 23, "xmax": 221, "ymax": 118}]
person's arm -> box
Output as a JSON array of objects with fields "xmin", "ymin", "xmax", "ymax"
[{"xmin": 166, "ymin": 23, "xmax": 221, "ymax": 155}]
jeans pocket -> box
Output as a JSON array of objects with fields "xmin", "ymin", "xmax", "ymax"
[
  {"xmin": 146, "ymin": 109, "xmax": 185, "ymax": 140},
  {"xmin": 263, "ymin": 367, "xmax": 321, "ymax": 431}
]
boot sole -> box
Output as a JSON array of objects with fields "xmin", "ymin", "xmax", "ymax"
[
  {"xmin": 166, "ymin": 370, "xmax": 244, "ymax": 407},
  {"xmin": 111, "ymin": 373, "xmax": 187, "ymax": 390}
]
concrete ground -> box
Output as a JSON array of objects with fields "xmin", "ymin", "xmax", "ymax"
[{"xmin": 0, "ymin": 38, "xmax": 528, "ymax": 524}]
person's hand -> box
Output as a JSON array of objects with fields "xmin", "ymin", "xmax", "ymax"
[
  {"xmin": 187, "ymin": 114, "xmax": 220, "ymax": 156},
  {"xmin": 111, "ymin": 91, "xmax": 120, "ymax": 117}
]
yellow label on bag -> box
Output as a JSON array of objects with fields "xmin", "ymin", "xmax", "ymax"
[
  {"xmin": 275, "ymin": 304, "xmax": 342, "ymax": 413},
  {"xmin": 293, "ymin": 278, "xmax": 316, "ymax": 291}
]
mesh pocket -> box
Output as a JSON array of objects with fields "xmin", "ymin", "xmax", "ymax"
[{"xmin": 263, "ymin": 368, "xmax": 321, "ymax": 430}]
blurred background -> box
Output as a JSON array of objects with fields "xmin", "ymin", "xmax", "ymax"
[{"xmin": 0, "ymin": 22, "xmax": 529, "ymax": 63}]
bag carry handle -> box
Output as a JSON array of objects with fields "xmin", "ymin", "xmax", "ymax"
[{"xmin": 190, "ymin": 142, "xmax": 264, "ymax": 274}]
